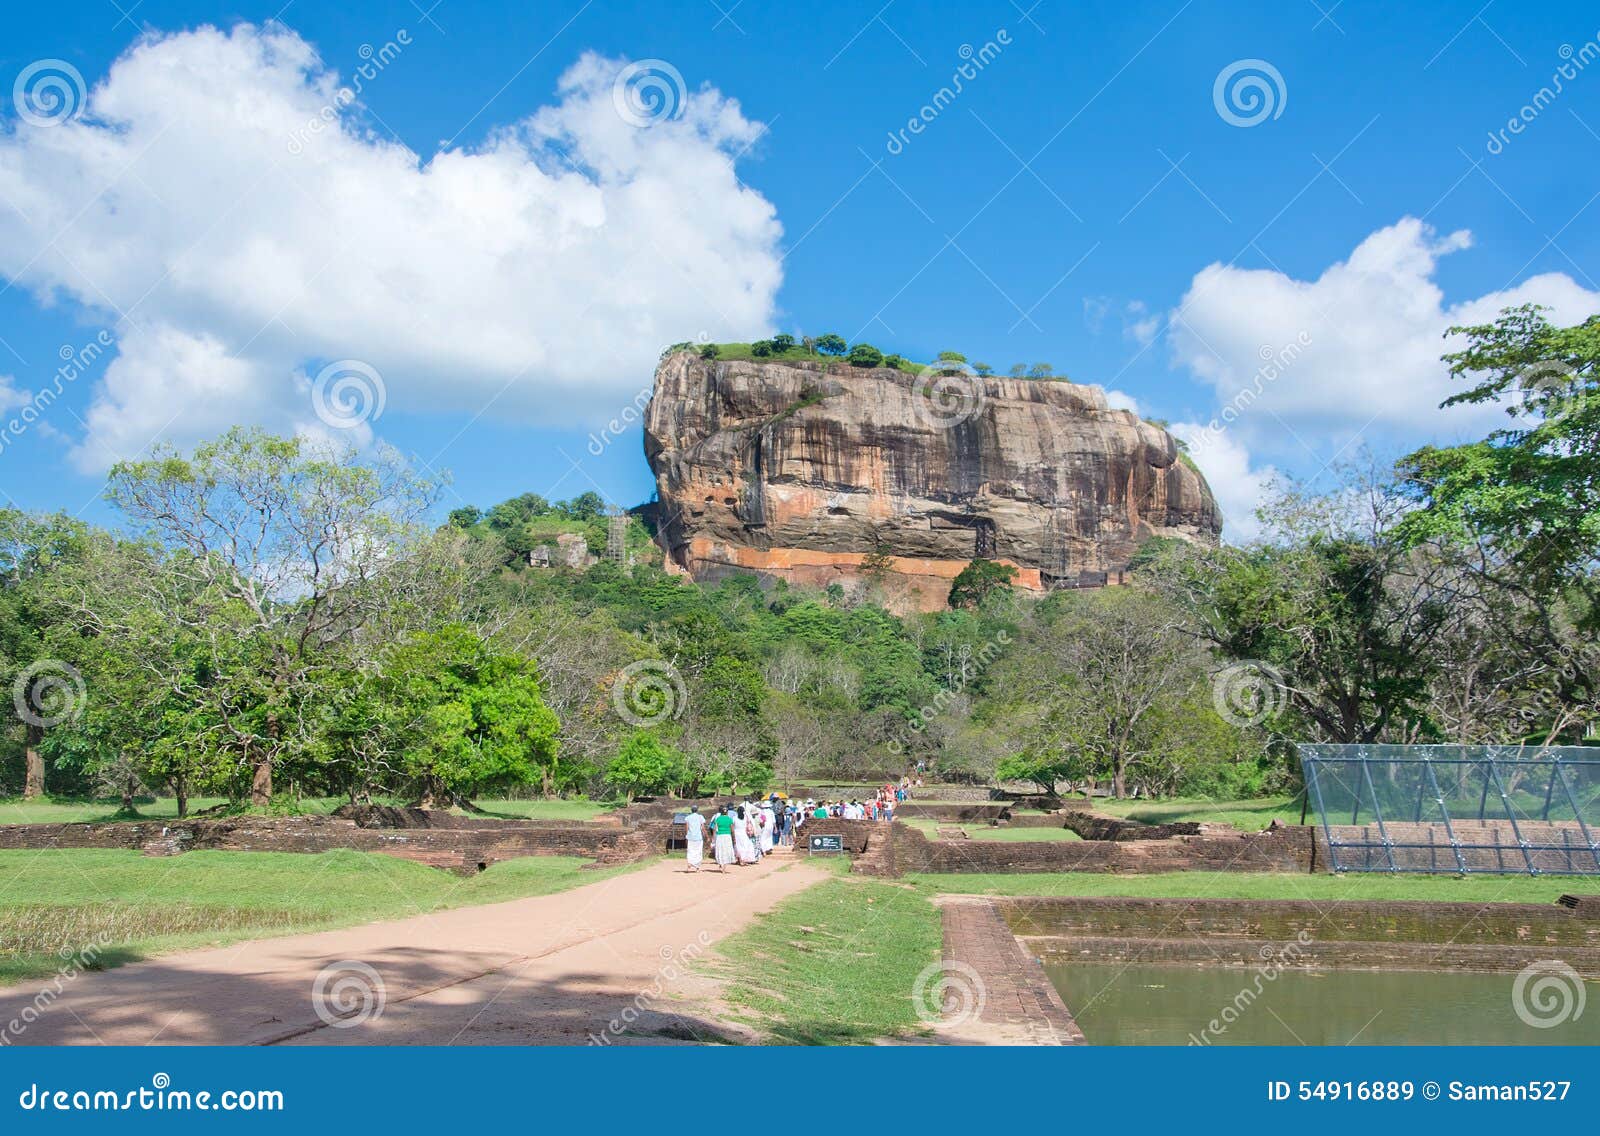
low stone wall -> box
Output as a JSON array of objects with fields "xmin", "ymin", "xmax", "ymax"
[
  {"xmin": 1056, "ymin": 812, "xmax": 1206, "ymax": 841},
  {"xmin": 892, "ymin": 823, "xmax": 1315, "ymax": 874},
  {"xmin": 1001, "ymin": 896, "xmax": 1600, "ymax": 975},
  {"xmin": 0, "ymin": 813, "xmax": 671, "ymax": 876}
]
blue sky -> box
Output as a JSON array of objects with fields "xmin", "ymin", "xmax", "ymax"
[{"xmin": 0, "ymin": 0, "xmax": 1596, "ymax": 537}]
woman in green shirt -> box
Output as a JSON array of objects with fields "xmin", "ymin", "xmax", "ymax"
[{"xmin": 711, "ymin": 806, "xmax": 735, "ymax": 872}]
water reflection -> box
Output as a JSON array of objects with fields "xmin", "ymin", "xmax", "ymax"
[{"xmin": 1046, "ymin": 962, "xmax": 1599, "ymax": 1046}]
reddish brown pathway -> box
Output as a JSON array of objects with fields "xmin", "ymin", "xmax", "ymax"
[
  {"xmin": 932, "ymin": 896, "xmax": 1085, "ymax": 1045},
  {"xmin": 0, "ymin": 856, "xmax": 825, "ymax": 1046}
]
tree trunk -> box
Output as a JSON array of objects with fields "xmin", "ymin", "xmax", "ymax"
[
  {"xmin": 174, "ymin": 774, "xmax": 188, "ymax": 819},
  {"xmin": 252, "ymin": 714, "xmax": 278, "ymax": 807},
  {"xmin": 250, "ymin": 752, "xmax": 273, "ymax": 807},
  {"xmin": 22, "ymin": 725, "xmax": 44, "ymax": 799}
]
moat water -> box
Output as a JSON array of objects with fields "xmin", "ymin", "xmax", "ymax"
[{"xmin": 1045, "ymin": 962, "xmax": 1599, "ymax": 1046}]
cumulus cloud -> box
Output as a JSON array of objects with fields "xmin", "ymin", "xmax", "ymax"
[
  {"xmin": 0, "ymin": 25, "xmax": 783, "ymax": 470},
  {"xmin": 1167, "ymin": 216, "xmax": 1600, "ymax": 536},
  {"xmin": 1171, "ymin": 217, "xmax": 1599, "ymax": 443},
  {"xmin": 1169, "ymin": 422, "xmax": 1277, "ymax": 543}
]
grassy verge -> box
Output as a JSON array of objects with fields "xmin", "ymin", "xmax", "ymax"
[
  {"xmin": 1091, "ymin": 795, "xmax": 1304, "ymax": 831},
  {"xmin": 904, "ymin": 870, "xmax": 1595, "ymax": 905},
  {"xmin": 455, "ymin": 799, "xmax": 611, "ymax": 821},
  {"xmin": 963, "ymin": 826, "xmax": 1081, "ymax": 842},
  {"xmin": 707, "ymin": 872, "xmax": 942, "ymax": 1044},
  {"xmin": 0, "ymin": 848, "xmax": 640, "ymax": 985}
]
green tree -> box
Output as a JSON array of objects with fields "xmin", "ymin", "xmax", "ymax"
[
  {"xmin": 815, "ymin": 333, "xmax": 848, "ymax": 356},
  {"xmin": 1398, "ymin": 305, "xmax": 1600, "ymax": 628},
  {"xmin": 995, "ymin": 751, "xmax": 1080, "ymax": 797},
  {"xmin": 0, "ymin": 511, "xmax": 94, "ymax": 798},
  {"xmin": 948, "ymin": 558, "xmax": 1017, "ymax": 610},
  {"xmin": 770, "ymin": 333, "xmax": 796, "ymax": 352},
  {"xmin": 384, "ymin": 625, "xmax": 561, "ymax": 806},
  {"xmin": 972, "ymin": 361, "xmax": 994, "ymax": 376},
  {"xmin": 105, "ymin": 428, "xmax": 441, "ymax": 805},
  {"xmin": 847, "ymin": 343, "xmax": 884, "ymax": 368},
  {"xmin": 603, "ymin": 730, "xmax": 686, "ymax": 801}
]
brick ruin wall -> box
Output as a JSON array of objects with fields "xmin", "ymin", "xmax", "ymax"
[
  {"xmin": 999, "ymin": 895, "xmax": 1600, "ymax": 975},
  {"xmin": 0, "ymin": 813, "xmax": 677, "ymax": 876},
  {"xmin": 889, "ymin": 821, "xmax": 1316, "ymax": 874}
]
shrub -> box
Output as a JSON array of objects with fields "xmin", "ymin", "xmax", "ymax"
[
  {"xmin": 846, "ymin": 343, "xmax": 883, "ymax": 368},
  {"xmin": 752, "ymin": 339, "xmax": 774, "ymax": 357}
]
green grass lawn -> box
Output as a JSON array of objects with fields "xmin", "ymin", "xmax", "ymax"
[
  {"xmin": 963, "ymin": 825, "xmax": 1081, "ymax": 842},
  {"xmin": 904, "ymin": 870, "xmax": 1596, "ymax": 905},
  {"xmin": 706, "ymin": 872, "xmax": 942, "ymax": 1044},
  {"xmin": 0, "ymin": 848, "xmax": 640, "ymax": 985},
  {"xmin": 456, "ymin": 799, "xmax": 611, "ymax": 821},
  {"xmin": 0, "ymin": 795, "xmax": 614, "ymax": 826},
  {"xmin": 1091, "ymin": 795, "xmax": 1305, "ymax": 831}
]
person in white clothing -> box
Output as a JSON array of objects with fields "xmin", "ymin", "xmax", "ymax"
[
  {"xmin": 683, "ymin": 806, "xmax": 706, "ymax": 872},
  {"xmin": 759, "ymin": 801, "xmax": 777, "ymax": 853}
]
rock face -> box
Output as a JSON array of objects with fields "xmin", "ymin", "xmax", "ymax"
[{"xmin": 643, "ymin": 352, "xmax": 1220, "ymax": 611}]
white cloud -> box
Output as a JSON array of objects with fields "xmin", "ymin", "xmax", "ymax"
[
  {"xmin": 1102, "ymin": 388, "xmax": 1140, "ymax": 415},
  {"xmin": 1169, "ymin": 218, "xmax": 1599, "ymax": 445},
  {"xmin": 1122, "ymin": 300, "xmax": 1160, "ymax": 348},
  {"xmin": 1166, "ymin": 217, "xmax": 1600, "ymax": 535},
  {"xmin": 0, "ymin": 375, "xmax": 29, "ymax": 413},
  {"xmin": 1170, "ymin": 422, "xmax": 1277, "ymax": 544},
  {"xmin": 0, "ymin": 25, "xmax": 783, "ymax": 470}
]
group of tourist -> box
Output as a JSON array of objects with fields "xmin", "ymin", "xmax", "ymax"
[{"xmin": 680, "ymin": 779, "xmax": 921, "ymax": 874}]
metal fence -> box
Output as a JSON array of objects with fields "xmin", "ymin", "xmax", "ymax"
[{"xmin": 1299, "ymin": 744, "xmax": 1600, "ymax": 875}]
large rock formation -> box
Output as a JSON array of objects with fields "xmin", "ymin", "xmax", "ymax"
[{"xmin": 643, "ymin": 352, "xmax": 1220, "ymax": 610}]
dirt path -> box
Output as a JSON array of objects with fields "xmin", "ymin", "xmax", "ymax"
[{"xmin": 0, "ymin": 856, "xmax": 826, "ymax": 1046}]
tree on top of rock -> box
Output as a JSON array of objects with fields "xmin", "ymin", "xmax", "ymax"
[
  {"xmin": 815, "ymin": 333, "xmax": 848, "ymax": 356},
  {"xmin": 847, "ymin": 343, "xmax": 884, "ymax": 368}
]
